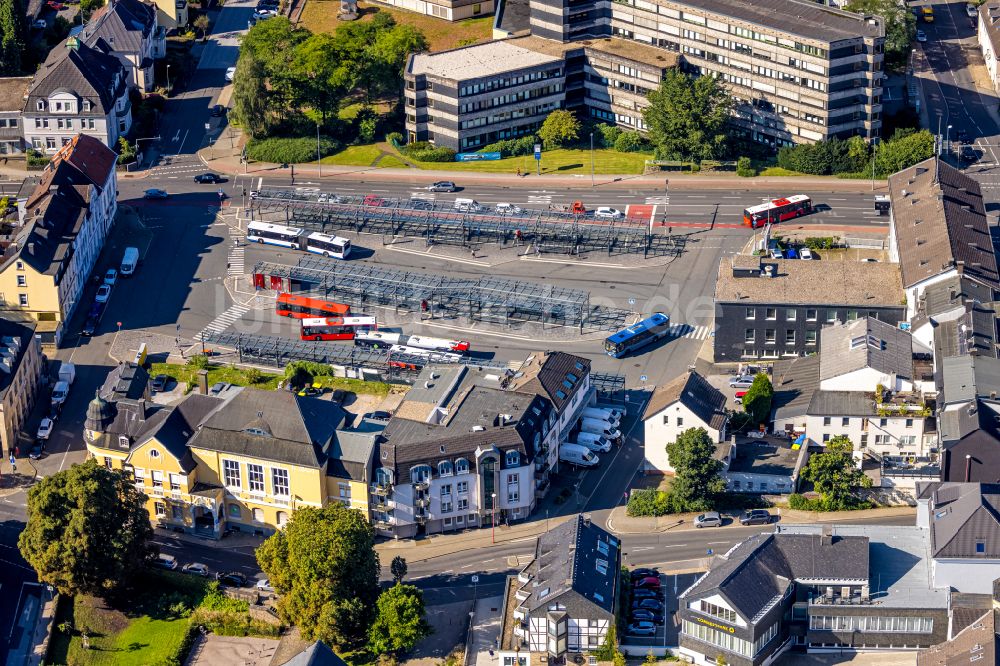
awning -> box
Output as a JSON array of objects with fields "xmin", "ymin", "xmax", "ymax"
[{"xmin": 794, "ymin": 433, "xmax": 806, "ymax": 445}]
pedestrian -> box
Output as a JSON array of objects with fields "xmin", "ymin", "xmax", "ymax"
[{"xmin": 516, "ymin": 168, "xmax": 521, "ymax": 177}]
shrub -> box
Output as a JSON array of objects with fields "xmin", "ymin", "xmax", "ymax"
[
  {"xmin": 594, "ymin": 123, "xmax": 622, "ymax": 149},
  {"xmin": 187, "ymin": 354, "xmax": 210, "ymax": 370},
  {"xmin": 243, "ymin": 367, "xmax": 263, "ymax": 384},
  {"xmin": 788, "ymin": 493, "xmax": 818, "ymax": 510},
  {"xmin": 399, "ymin": 141, "xmax": 456, "ymax": 162},
  {"xmin": 736, "ymin": 156, "xmax": 756, "ymax": 177},
  {"xmin": 481, "ymin": 135, "xmax": 537, "ymax": 157},
  {"xmin": 26, "ymin": 149, "xmax": 49, "ymax": 169},
  {"xmin": 614, "ymin": 130, "xmax": 646, "ymax": 153},
  {"xmin": 626, "ymin": 488, "xmax": 686, "ymax": 516},
  {"xmin": 246, "ymin": 136, "xmax": 342, "ymax": 164},
  {"xmin": 803, "ymin": 237, "xmax": 835, "ymax": 250},
  {"xmin": 384, "ymin": 131, "xmax": 403, "ymax": 146}
]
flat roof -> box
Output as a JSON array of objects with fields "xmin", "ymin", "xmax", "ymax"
[
  {"xmin": 728, "ymin": 440, "xmax": 801, "ymax": 475},
  {"xmin": 663, "ymin": 0, "xmax": 884, "ymax": 43},
  {"xmin": 409, "ymin": 39, "xmax": 564, "ymax": 80},
  {"xmin": 777, "ymin": 524, "xmax": 950, "ymax": 609},
  {"xmin": 715, "ymin": 256, "xmax": 905, "ymax": 307}
]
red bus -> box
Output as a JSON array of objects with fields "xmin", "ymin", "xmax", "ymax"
[
  {"xmin": 300, "ymin": 316, "xmax": 377, "ymax": 341},
  {"xmin": 276, "ymin": 293, "xmax": 350, "ymax": 319},
  {"xmin": 743, "ymin": 195, "xmax": 812, "ymax": 227}
]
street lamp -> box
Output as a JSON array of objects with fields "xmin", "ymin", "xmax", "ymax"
[
  {"xmin": 590, "ymin": 132, "xmax": 595, "ymax": 187},
  {"xmin": 946, "ymin": 125, "xmax": 953, "ymax": 157},
  {"xmin": 491, "ymin": 492, "xmax": 497, "ymax": 544},
  {"xmin": 166, "ymin": 64, "xmax": 171, "ymax": 93},
  {"xmin": 316, "ymin": 122, "xmax": 322, "ymax": 179}
]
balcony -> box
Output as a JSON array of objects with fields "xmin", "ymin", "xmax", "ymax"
[
  {"xmin": 513, "ymin": 605, "xmax": 528, "ymax": 621},
  {"xmin": 515, "ymin": 588, "xmax": 530, "ymax": 601},
  {"xmin": 371, "ymin": 499, "xmax": 393, "ymax": 512},
  {"xmin": 371, "ymin": 483, "xmax": 393, "ymax": 497},
  {"xmin": 413, "ymin": 479, "xmax": 430, "ymax": 492},
  {"xmin": 375, "ymin": 519, "xmax": 394, "ymax": 529},
  {"xmin": 415, "ymin": 497, "xmax": 430, "ymax": 508}
]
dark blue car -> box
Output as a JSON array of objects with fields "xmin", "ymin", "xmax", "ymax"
[
  {"xmin": 631, "ymin": 609, "xmax": 665, "ymax": 624},
  {"xmin": 632, "ymin": 598, "xmax": 664, "ymax": 612}
]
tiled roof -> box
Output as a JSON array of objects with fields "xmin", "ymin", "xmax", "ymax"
[
  {"xmin": 888, "ymin": 158, "xmax": 1000, "ymax": 290},
  {"xmin": 642, "ymin": 370, "xmax": 727, "ymax": 432},
  {"xmin": 507, "ymin": 351, "xmax": 591, "ymax": 412},
  {"xmin": 81, "ymin": 0, "xmax": 156, "ymax": 55},
  {"xmin": 928, "ymin": 483, "xmax": 1000, "ymax": 558},
  {"xmin": 24, "ymin": 40, "xmax": 125, "ymax": 115},
  {"xmin": 917, "ymin": 608, "xmax": 996, "ymax": 666},
  {"xmin": 771, "ymin": 355, "xmax": 820, "ymax": 422},
  {"xmin": 819, "ymin": 317, "xmax": 913, "ymax": 383}
]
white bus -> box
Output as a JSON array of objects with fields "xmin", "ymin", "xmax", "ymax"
[
  {"xmin": 305, "ymin": 232, "xmax": 352, "ymax": 259},
  {"xmin": 356, "ymin": 331, "xmax": 470, "ymax": 354},
  {"xmin": 388, "ymin": 344, "xmax": 462, "ymax": 364},
  {"xmin": 247, "ymin": 221, "xmax": 304, "ymax": 248}
]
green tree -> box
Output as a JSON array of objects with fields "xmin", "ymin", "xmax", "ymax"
[
  {"xmin": 666, "ymin": 427, "xmax": 725, "ymax": 511},
  {"xmin": 231, "ymin": 52, "xmax": 270, "ymax": 139},
  {"xmin": 537, "ymin": 110, "xmax": 580, "ymax": 149},
  {"xmin": 801, "ymin": 435, "xmax": 872, "ymax": 509},
  {"xmin": 79, "ymin": 0, "xmax": 104, "ymax": 15},
  {"xmin": 0, "ymin": 0, "xmax": 27, "ymax": 75},
  {"xmin": 742, "ymin": 373, "xmax": 773, "ymax": 425},
  {"xmin": 390, "ymin": 555, "xmax": 408, "ymax": 583},
  {"xmin": 644, "ymin": 69, "xmax": 732, "ymax": 161},
  {"xmin": 290, "ymin": 33, "xmax": 354, "ymax": 123},
  {"xmin": 843, "ymin": 0, "xmax": 915, "ymax": 70},
  {"xmin": 116, "ymin": 137, "xmax": 136, "ymax": 164},
  {"xmin": 256, "ymin": 504, "xmax": 379, "ymax": 648},
  {"xmin": 370, "ymin": 23, "xmax": 429, "ymax": 103},
  {"xmin": 368, "ymin": 584, "xmax": 431, "ymax": 656},
  {"xmin": 193, "ymin": 13, "xmax": 210, "ymax": 40},
  {"xmin": 18, "ymin": 460, "xmax": 153, "ymax": 597}
]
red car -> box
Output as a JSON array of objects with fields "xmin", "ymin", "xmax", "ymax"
[
  {"xmin": 363, "ymin": 194, "xmax": 386, "ymax": 207},
  {"xmin": 46, "ymin": 1, "xmax": 66, "ymax": 9},
  {"xmin": 633, "ymin": 576, "xmax": 661, "ymax": 589}
]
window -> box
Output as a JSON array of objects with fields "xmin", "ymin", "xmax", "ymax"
[
  {"xmin": 16, "ymin": 275, "xmax": 25, "ymax": 287},
  {"xmin": 976, "ymin": 541, "xmax": 986, "ymax": 554},
  {"xmin": 787, "ymin": 310, "xmax": 797, "ymax": 321},
  {"xmin": 809, "ymin": 615, "xmax": 932, "ymax": 633},
  {"xmin": 169, "ymin": 473, "xmax": 182, "ymax": 491},
  {"xmin": 699, "ymin": 600, "xmax": 737, "ymax": 623},
  {"xmin": 677, "ymin": 417, "xmax": 684, "ymax": 426},
  {"xmin": 248, "ymin": 464, "xmax": 265, "ymax": 493},
  {"xmin": 663, "ymin": 415, "xmax": 669, "ymax": 425},
  {"xmin": 745, "ymin": 329, "xmax": 755, "ymax": 343},
  {"xmin": 442, "ymin": 502, "xmax": 453, "ymax": 513},
  {"xmin": 765, "ymin": 329, "xmax": 776, "ymax": 343},
  {"xmin": 277, "ymin": 511, "xmax": 289, "ymax": 527},
  {"xmin": 83, "ymin": 100, "xmax": 91, "ymax": 111},
  {"xmin": 441, "ymin": 484, "xmax": 452, "ymax": 498},
  {"xmin": 905, "ymin": 418, "xmax": 914, "ymax": 428},
  {"xmin": 807, "ymin": 309, "xmax": 818, "ymax": 321},
  {"xmin": 457, "ymin": 498, "xmax": 469, "ymax": 510},
  {"xmin": 103, "ymin": 457, "xmax": 113, "ymax": 470},
  {"xmin": 823, "ymin": 417, "xmax": 832, "ymax": 426},
  {"xmin": 272, "ymin": 468, "xmax": 290, "ymax": 496},
  {"xmin": 154, "ymin": 502, "xmax": 166, "ymax": 517},
  {"xmin": 746, "ymin": 307, "xmax": 755, "ymax": 320},
  {"xmin": 438, "ymin": 460, "xmax": 453, "ymax": 476},
  {"xmin": 457, "ymin": 481, "xmax": 468, "ymax": 494},
  {"xmin": 842, "ymin": 418, "xmax": 850, "ymax": 427},
  {"xmin": 455, "ymin": 458, "xmax": 470, "ymax": 474},
  {"xmin": 505, "ymin": 450, "xmax": 520, "ymax": 466},
  {"xmin": 806, "ymin": 330, "xmax": 817, "ymax": 345},
  {"xmin": 18, "ymin": 294, "xmax": 27, "ymax": 307},
  {"xmin": 785, "ymin": 330, "xmax": 795, "ymax": 344},
  {"xmin": 229, "ymin": 504, "xmax": 242, "ymax": 518},
  {"xmin": 15, "ymin": 261, "xmax": 22, "ymax": 271},
  {"xmin": 765, "ymin": 307, "xmax": 776, "ymax": 320},
  {"xmin": 507, "ymin": 473, "xmax": 520, "ymax": 503},
  {"xmin": 252, "ymin": 508, "xmax": 264, "ymax": 522},
  {"xmin": 223, "ymin": 460, "xmax": 241, "ymax": 488},
  {"xmin": 338, "ymin": 482, "xmax": 351, "ymax": 500},
  {"xmin": 152, "ymin": 470, "xmax": 164, "ymax": 487},
  {"xmin": 133, "ymin": 467, "xmax": 145, "ymax": 484},
  {"xmin": 826, "ymin": 311, "xmax": 838, "ymax": 323}
]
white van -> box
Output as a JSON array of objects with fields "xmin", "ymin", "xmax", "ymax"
[
  {"xmin": 453, "ymin": 198, "xmax": 482, "ymax": 213},
  {"xmin": 581, "ymin": 407, "xmax": 620, "ymax": 427},
  {"xmin": 581, "ymin": 417, "xmax": 621, "ymax": 441},
  {"xmin": 50, "ymin": 381, "xmax": 70, "ymax": 406},
  {"xmin": 121, "ymin": 247, "xmax": 139, "ymax": 276},
  {"xmin": 590, "ymin": 405, "xmax": 626, "ymax": 421},
  {"xmin": 559, "ymin": 443, "xmax": 600, "ymax": 468},
  {"xmin": 153, "ymin": 553, "xmax": 178, "ymax": 570},
  {"xmin": 574, "ymin": 432, "xmax": 612, "ymax": 453}
]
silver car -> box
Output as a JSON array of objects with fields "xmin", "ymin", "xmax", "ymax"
[
  {"xmin": 694, "ymin": 511, "xmax": 722, "ymax": 528},
  {"xmin": 427, "ymin": 181, "xmax": 456, "ymax": 192}
]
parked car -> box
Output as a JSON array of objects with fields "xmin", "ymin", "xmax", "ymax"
[
  {"xmin": 225, "ymin": 66, "xmax": 236, "ymax": 82},
  {"xmin": 210, "ymin": 104, "xmax": 226, "ymax": 117},
  {"xmin": 916, "ymin": 30, "xmax": 927, "ymax": 42},
  {"xmin": 734, "ymin": 390, "xmax": 748, "ymax": 405},
  {"xmin": 47, "ymin": 403, "xmax": 62, "ymax": 421},
  {"xmin": 632, "ymin": 599, "xmax": 664, "ymax": 612},
  {"xmin": 495, "ymin": 203, "xmax": 523, "ymax": 215},
  {"xmin": 785, "ymin": 247, "xmax": 798, "ymax": 259},
  {"xmin": 364, "ymin": 411, "xmax": 392, "ymax": 421},
  {"xmin": 631, "ymin": 567, "xmax": 659, "ymax": 579},
  {"xmin": 729, "ymin": 375, "xmax": 755, "ymax": 389},
  {"xmin": 634, "ymin": 576, "xmax": 661, "ymax": 589},
  {"xmin": 95, "ymin": 284, "xmax": 112, "ymax": 303},
  {"xmin": 153, "ymin": 553, "xmax": 178, "ymax": 570},
  {"xmin": 151, "ymin": 374, "xmax": 170, "ymax": 392},
  {"xmin": 36, "ymin": 418, "xmax": 54, "ymax": 440},
  {"xmin": 968, "ymin": 3, "xmax": 978, "ymax": 16},
  {"xmin": 627, "ymin": 621, "xmax": 657, "ymax": 636},
  {"xmin": 252, "ymin": 7, "xmax": 277, "ymax": 18},
  {"xmin": 631, "ymin": 609, "xmax": 665, "ymax": 624},
  {"xmin": 46, "ymin": 1, "xmax": 66, "ymax": 9},
  {"xmin": 32, "ymin": 18, "xmax": 47, "ymax": 28},
  {"xmin": 740, "ymin": 509, "xmax": 773, "ymax": 526},
  {"xmin": 694, "ymin": 511, "xmax": 723, "ymax": 528},
  {"xmin": 182, "ymin": 562, "xmax": 211, "ymax": 576},
  {"xmin": 104, "ymin": 268, "xmax": 118, "ymax": 285},
  {"xmin": 194, "ymin": 173, "xmax": 224, "ymax": 184},
  {"xmin": 29, "ymin": 443, "xmax": 44, "ymax": 460},
  {"xmin": 330, "ymin": 389, "xmax": 347, "ymax": 405},
  {"xmin": 800, "ymin": 248, "xmax": 814, "ymax": 260},
  {"xmin": 594, "ymin": 207, "xmax": 624, "ymax": 219},
  {"xmin": 318, "ymin": 193, "xmax": 343, "ymax": 204},
  {"xmin": 217, "ymin": 571, "xmax": 248, "ymax": 587},
  {"xmin": 82, "ymin": 313, "xmax": 100, "ymax": 336},
  {"xmin": 769, "ymin": 248, "xmax": 783, "ymax": 259},
  {"xmin": 426, "ymin": 181, "xmax": 456, "ymax": 192},
  {"xmin": 409, "ymin": 198, "xmax": 434, "ymax": 210},
  {"xmin": 363, "ymin": 194, "xmax": 386, "ymax": 207},
  {"xmin": 255, "ymin": 578, "xmax": 274, "ymax": 592},
  {"xmin": 210, "ymin": 382, "xmax": 230, "ymax": 396},
  {"xmin": 144, "ymin": 188, "xmax": 168, "ymax": 199},
  {"xmin": 921, "ymin": 6, "xmax": 934, "ymax": 22},
  {"xmin": 632, "ymin": 588, "xmax": 660, "ymax": 600}
]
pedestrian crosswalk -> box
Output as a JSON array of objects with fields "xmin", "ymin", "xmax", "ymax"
[
  {"xmin": 645, "ymin": 196, "xmax": 670, "ymax": 205},
  {"xmin": 198, "ymin": 303, "xmax": 250, "ymax": 340},
  {"xmin": 527, "ymin": 194, "xmax": 553, "ymax": 204},
  {"xmin": 227, "ymin": 228, "xmax": 245, "ymax": 276},
  {"xmin": 666, "ymin": 323, "xmax": 713, "ymax": 340}
]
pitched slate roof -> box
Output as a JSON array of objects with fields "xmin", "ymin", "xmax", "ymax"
[
  {"xmin": 928, "ymin": 483, "xmax": 1000, "ymax": 558},
  {"xmin": 771, "ymin": 355, "xmax": 820, "ymax": 422},
  {"xmin": 24, "ymin": 40, "xmax": 126, "ymax": 116},
  {"xmin": 819, "ymin": 317, "xmax": 913, "ymax": 383},
  {"xmin": 139, "ymin": 393, "xmax": 225, "ymax": 473},
  {"xmin": 888, "ymin": 158, "xmax": 1000, "ymax": 290},
  {"xmin": 939, "ymin": 398, "xmax": 1000, "ymax": 444},
  {"xmin": 522, "ymin": 515, "xmax": 619, "ymax": 617},
  {"xmin": 0, "ymin": 317, "xmax": 37, "ymax": 401},
  {"xmin": 642, "ymin": 370, "xmax": 727, "ymax": 431},
  {"xmin": 277, "ymin": 641, "xmax": 348, "ymax": 666},
  {"xmin": 326, "ymin": 428, "xmax": 377, "ymax": 482},
  {"xmin": 505, "ymin": 351, "xmax": 590, "ymax": 412},
  {"xmin": 82, "ymin": 0, "xmax": 156, "ymax": 55},
  {"xmin": 941, "ymin": 356, "xmax": 1000, "ymax": 406},
  {"xmin": 189, "ymin": 389, "xmax": 346, "ymax": 468},
  {"xmin": 101, "ymin": 362, "xmax": 149, "ymax": 401},
  {"xmin": 917, "ymin": 608, "xmax": 997, "ymax": 666}
]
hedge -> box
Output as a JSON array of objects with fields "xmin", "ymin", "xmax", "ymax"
[
  {"xmin": 247, "ymin": 136, "xmax": 342, "ymax": 164},
  {"xmin": 399, "ymin": 140, "xmax": 456, "ymax": 162},
  {"xmin": 480, "ymin": 135, "xmax": 537, "ymax": 157}
]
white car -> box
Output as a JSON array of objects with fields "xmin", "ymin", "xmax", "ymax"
[
  {"xmin": 251, "ymin": 8, "xmax": 276, "ymax": 19},
  {"xmin": 32, "ymin": 18, "xmax": 47, "ymax": 29},
  {"xmin": 37, "ymin": 418, "xmax": 54, "ymax": 440},
  {"xmin": 799, "ymin": 248, "xmax": 813, "ymax": 260},
  {"xmin": 594, "ymin": 207, "xmax": 624, "ymax": 219},
  {"xmin": 225, "ymin": 67, "xmax": 236, "ymax": 82},
  {"xmin": 769, "ymin": 248, "xmax": 783, "ymax": 259},
  {"xmin": 495, "ymin": 203, "xmax": 523, "ymax": 215},
  {"xmin": 916, "ymin": 30, "xmax": 928, "ymax": 43},
  {"xmin": 255, "ymin": 578, "xmax": 274, "ymax": 592},
  {"xmin": 967, "ymin": 3, "xmax": 978, "ymax": 17},
  {"xmin": 95, "ymin": 284, "xmax": 112, "ymax": 303},
  {"xmin": 104, "ymin": 268, "xmax": 118, "ymax": 285},
  {"xmin": 746, "ymin": 430, "xmax": 766, "ymax": 439},
  {"xmin": 182, "ymin": 562, "xmax": 211, "ymax": 576}
]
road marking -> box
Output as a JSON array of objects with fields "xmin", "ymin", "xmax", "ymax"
[{"xmin": 198, "ymin": 303, "xmax": 251, "ymax": 339}]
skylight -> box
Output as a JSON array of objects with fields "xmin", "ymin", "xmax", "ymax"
[{"xmin": 555, "ymin": 390, "xmax": 567, "ymax": 400}]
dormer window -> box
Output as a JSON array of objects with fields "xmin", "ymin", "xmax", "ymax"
[
  {"xmin": 36, "ymin": 100, "xmax": 44, "ymax": 111},
  {"xmin": 505, "ymin": 450, "xmax": 520, "ymax": 466},
  {"xmin": 118, "ymin": 435, "xmax": 129, "ymax": 448},
  {"xmin": 455, "ymin": 458, "xmax": 470, "ymax": 474},
  {"xmin": 82, "ymin": 100, "xmax": 91, "ymax": 112},
  {"xmin": 438, "ymin": 460, "xmax": 453, "ymax": 477}
]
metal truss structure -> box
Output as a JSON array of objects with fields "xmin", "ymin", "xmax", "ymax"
[{"xmin": 247, "ymin": 189, "xmax": 684, "ymax": 257}]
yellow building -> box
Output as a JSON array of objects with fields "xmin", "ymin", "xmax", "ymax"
[{"xmin": 84, "ymin": 374, "xmax": 378, "ymax": 537}]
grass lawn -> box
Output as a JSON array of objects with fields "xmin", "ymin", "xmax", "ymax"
[
  {"xmin": 377, "ymin": 155, "xmax": 409, "ymax": 168},
  {"xmin": 149, "ymin": 361, "xmax": 395, "ymax": 397},
  {"xmin": 47, "ymin": 571, "xmax": 208, "ymax": 666},
  {"xmin": 301, "ymin": 0, "xmax": 492, "ymax": 51},
  {"xmin": 407, "ymin": 148, "xmax": 652, "ymax": 175},
  {"xmin": 321, "ymin": 145, "xmax": 384, "ymax": 166},
  {"xmin": 757, "ymin": 166, "xmax": 806, "ymax": 176}
]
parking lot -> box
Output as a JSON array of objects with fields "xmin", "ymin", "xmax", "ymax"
[{"xmin": 621, "ymin": 569, "xmax": 702, "ymax": 650}]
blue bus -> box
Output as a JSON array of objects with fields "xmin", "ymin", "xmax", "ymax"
[{"xmin": 604, "ymin": 313, "xmax": 671, "ymax": 358}]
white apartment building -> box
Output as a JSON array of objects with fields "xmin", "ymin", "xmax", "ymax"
[
  {"xmin": 81, "ymin": 0, "xmax": 166, "ymax": 94},
  {"xmin": 642, "ymin": 369, "xmax": 728, "ymax": 474}
]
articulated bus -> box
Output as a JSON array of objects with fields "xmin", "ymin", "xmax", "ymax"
[
  {"xmin": 604, "ymin": 313, "xmax": 671, "ymax": 358},
  {"xmin": 389, "ymin": 344, "xmax": 463, "ymax": 364},
  {"xmin": 246, "ymin": 222, "xmax": 352, "ymax": 259},
  {"xmin": 354, "ymin": 330, "xmax": 470, "ymax": 354},
  {"xmin": 300, "ymin": 316, "xmax": 377, "ymax": 341},
  {"xmin": 275, "ymin": 293, "xmax": 351, "ymax": 319},
  {"xmin": 742, "ymin": 195, "xmax": 812, "ymax": 227}
]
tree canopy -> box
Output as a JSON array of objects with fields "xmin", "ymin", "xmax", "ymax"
[
  {"xmin": 537, "ymin": 110, "xmax": 581, "ymax": 149},
  {"xmin": 666, "ymin": 427, "xmax": 725, "ymax": 511},
  {"xmin": 368, "ymin": 584, "xmax": 431, "ymax": 656},
  {"xmin": 0, "ymin": 0, "xmax": 27, "ymax": 76},
  {"xmin": 256, "ymin": 504, "xmax": 380, "ymax": 649},
  {"xmin": 800, "ymin": 435, "xmax": 872, "ymax": 509},
  {"xmin": 18, "ymin": 460, "xmax": 153, "ymax": 597},
  {"xmin": 390, "ymin": 555, "xmax": 408, "ymax": 583},
  {"xmin": 742, "ymin": 373, "xmax": 773, "ymax": 426},
  {"xmin": 842, "ymin": 0, "xmax": 915, "ymax": 71},
  {"xmin": 643, "ymin": 70, "xmax": 732, "ymax": 161}
]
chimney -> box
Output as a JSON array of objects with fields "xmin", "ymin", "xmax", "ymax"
[
  {"xmin": 821, "ymin": 524, "xmax": 834, "ymax": 545},
  {"xmin": 197, "ymin": 369, "xmax": 209, "ymax": 395},
  {"xmin": 861, "ymin": 584, "xmax": 870, "ymax": 601},
  {"xmin": 582, "ymin": 513, "xmax": 591, "ymax": 527},
  {"xmin": 966, "ymin": 453, "xmax": 973, "ymax": 482},
  {"xmin": 27, "ymin": 243, "xmax": 35, "ymax": 255}
]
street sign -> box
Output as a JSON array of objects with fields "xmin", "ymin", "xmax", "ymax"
[
  {"xmin": 628, "ymin": 298, "xmax": 636, "ymax": 305},
  {"xmin": 456, "ymin": 152, "xmax": 502, "ymax": 162},
  {"xmin": 471, "ymin": 575, "xmax": 479, "ymax": 583},
  {"xmin": 640, "ymin": 375, "xmax": 647, "ymax": 382},
  {"xmin": 534, "ymin": 144, "xmax": 542, "ymax": 161}
]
